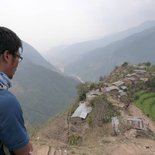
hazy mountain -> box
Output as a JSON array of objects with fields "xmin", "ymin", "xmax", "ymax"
[
  {"xmin": 65, "ymin": 26, "xmax": 155, "ymax": 81},
  {"xmin": 22, "ymin": 42, "xmax": 58, "ymax": 72},
  {"xmin": 44, "ymin": 20, "xmax": 155, "ymax": 70},
  {"xmin": 11, "ymin": 42, "xmax": 79, "ymax": 124}
]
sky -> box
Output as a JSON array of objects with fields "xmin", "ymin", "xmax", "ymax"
[{"xmin": 0, "ymin": 0, "xmax": 155, "ymax": 53}]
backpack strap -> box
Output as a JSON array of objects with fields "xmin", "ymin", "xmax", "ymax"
[
  {"xmin": 0, "ymin": 141, "xmax": 2, "ymax": 149},
  {"xmin": 0, "ymin": 142, "xmax": 11, "ymax": 155},
  {"xmin": 3, "ymin": 144, "xmax": 11, "ymax": 155}
]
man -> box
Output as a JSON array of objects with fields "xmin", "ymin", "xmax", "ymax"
[{"xmin": 0, "ymin": 27, "xmax": 33, "ymax": 155}]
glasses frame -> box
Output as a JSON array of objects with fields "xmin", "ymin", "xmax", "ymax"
[{"xmin": 14, "ymin": 53, "xmax": 23, "ymax": 62}]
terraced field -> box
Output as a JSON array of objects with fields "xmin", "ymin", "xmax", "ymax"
[{"xmin": 134, "ymin": 91, "xmax": 155, "ymax": 120}]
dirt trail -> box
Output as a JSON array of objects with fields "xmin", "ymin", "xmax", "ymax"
[
  {"xmin": 32, "ymin": 99, "xmax": 155, "ymax": 155},
  {"xmin": 104, "ymin": 138, "xmax": 155, "ymax": 155},
  {"xmin": 109, "ymin": 95, "xmax": 155, "ymax": 132},
  {"xmin": 129, "ymin": 103, "xmax": 155, "ymax": 132},
  {"xmin": 33, "ymin": 145, "xmax": 68, "ymax": 155}
]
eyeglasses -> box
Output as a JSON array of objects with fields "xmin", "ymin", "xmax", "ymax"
[{"xmin": 14, "ymin": 53, "xmax": 23, "ymax": 62}]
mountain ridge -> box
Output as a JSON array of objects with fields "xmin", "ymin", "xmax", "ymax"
[
  {"xmin": 44, "ymin": 20, "xmax": 155, "ymax": 70},
  {"xmin": 65, "ymin": 25, "xmax": 155, "ymax": 81}
]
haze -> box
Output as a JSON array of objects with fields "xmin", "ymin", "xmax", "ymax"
[{"xmin": 0, "ymin": 0, "xmax": 155, "ymax": 53}]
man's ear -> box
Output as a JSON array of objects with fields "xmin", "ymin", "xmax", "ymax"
[{"xmin": 2, "ymin": 50, "xmax": 11, "ymax": 62}]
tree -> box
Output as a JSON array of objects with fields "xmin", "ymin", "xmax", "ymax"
[
  {"xmin": 145, "ymin": 62, "xmax": 151, "ymax": 67},
  {"xmin": 99, "ymin": 76, "xmax": 104, "ymax": 81},
  {"xmin": 147, "ymin": 77, "xmax": 155, "ymax": 88},
  {"xmin": 121, "ymin": 62, "xmax": 128, "ymax": 67},
  {"xmin": 76, "ymin": 82, "xmax": 90, "ymax": 101}
]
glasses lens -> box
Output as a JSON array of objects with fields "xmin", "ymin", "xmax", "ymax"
[
  {"xmin": 15, "ymin": 54, "xmax": 23, "ymax": 62},
  {"xmin": 18, "ymin": 55, "xmax": 23, "ymax": 62}
]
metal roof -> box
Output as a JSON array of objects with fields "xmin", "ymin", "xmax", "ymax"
[
  {"xmin": 105, "ymin": 86, "xmax": 119, "ymax": 92},
  {"xmin": 112, "ymin": 80, "xmax": 124, "ymax": 87},
  {"xmin": 71, "ymin": 102, "xmax": 92, "ymax": 119}
]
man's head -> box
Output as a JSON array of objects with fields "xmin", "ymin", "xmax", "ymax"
[{"xmin": 0, "ymin": 27, "xmax": 23, "ymax": 79}]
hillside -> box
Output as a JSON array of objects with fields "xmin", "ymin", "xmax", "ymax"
[
  {"xmin": 10, "ymin": 42, "xmax": 79, "ymax": 124},
  {"xmin": 65, "ymin": 26, "xmax": 155, "ymax": 81},
  {"xmin": 23, "ymin": 42, "xmax": 58, "ymax": 72},
  {"xmin": 31, "ymin": 63, "xmax": 155, "ymax": 155}
]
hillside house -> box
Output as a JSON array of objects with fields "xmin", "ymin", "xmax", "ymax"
[
  {"xmin": 112, "ymin": 80, "xmax": 124, "ymax": 88},
  {"xmin": 134, "ymin": 69, "xmax": 146, "ymax": 74},
  {"xmin": 103, "ymin": 83, "xmax": 109, "ymax": 87},
  {"xmin": 118, "ymin": 90, "xmax": 128, "ymax": 102},
  {"xmin": 112, "ymin": 116, "xmax": 145, "ymax": 134},
  {"xmin": 127, "ymin": 77, "xmax": 138, "ymax": 85},
  {"xmin": 140, "ymin": 77, "xmax": 149, "ymax": 82},
  {"xmin": 71, "ymin": 102, "xmax": 92, "ymax": 123},
  {"xmin": 86, "ymin": 89, "xmax": 102, "ymax": 101},
  {"xmin": 122, "ymin": 78, "xmax": 133, "ymax": 87},
  {"xmin": 120, "ymin": 85, "xmax": 127, "ymax": 91},
  {"xmin": 105, "ymin": 86, "xmax": 119, "ymax": 92},
  {"xmin": 124, "ymin": 117, "xmax": 144, "ymax": 130},
  {"xmin": 126, "ymin": 73, "xmax": 140, "ymax": 80},
  {"xmin": 118, "ymin": 90, "xmax": 127, "ymax": 96},
  {"xmin": 104, "ymin": 86, "xmax": 119, "ymax": 98},
  {"xmin": 137, "ymin": 65, "xmax": 147, "ymax": 70}
]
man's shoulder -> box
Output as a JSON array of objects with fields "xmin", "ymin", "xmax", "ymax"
[
  {"xmin": 0, "ymin": 89, "xmax": 17, "ymax": 99},
  {"xmin": 0, "ymin": 90, "xmax": 20, "ymax": 110},
  {"xmin": 0, "ymin": 89, "xmax": 15, "ymax": 97}
]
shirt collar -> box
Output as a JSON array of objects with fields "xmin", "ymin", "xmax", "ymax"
[{"xmin": 0, "ymin": 72, "xmax": 12, "ymax": 89}]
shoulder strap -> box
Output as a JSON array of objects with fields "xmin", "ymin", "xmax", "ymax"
[
  {"xmin": 0, "ymin": 142, "xmax": 11, "ymax": 155},
  {"xmin": 3, "ymin": 145, "xmax": 11, "ymax": 155},
  {"xmin": 0, "ymin": 141, "xmax": 2, "ymax": 148}
]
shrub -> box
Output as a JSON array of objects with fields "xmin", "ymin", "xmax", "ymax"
[
  {"xmin": 76, "ymin": 82, "xmax": 91, "ymax": 101},
  {"xmin": 121, "ymin": 62, "xmax": 128, "ymax": 67},
  {"xmin": 67, "ymin": 98, "xmax": 79, "ymax": 117},
  {"xmin": 68, "ymin": 135, "xmax": 82, "ymax": 145},
  {"xmin": 87, "ymin": 95, "xmax": 120, "ymax": 127},
  {"xmin": 86, "ymin": 115, "xmax": 93, "ymax": 126},
  {"xmin": 147, "ymin": 77, "xmax": 155, "ymax": 88}
]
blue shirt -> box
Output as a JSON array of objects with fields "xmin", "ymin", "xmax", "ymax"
[{"xmin": 0, "ymin": 89, "xmax": 29, "ymax": 155}]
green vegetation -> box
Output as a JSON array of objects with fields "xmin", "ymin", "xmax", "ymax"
[
  {"xmin": 134, "ymin": 91, "xmax": 155, "ymax": 120},
  {"xmin": 67, "ymin": 98, "xmax": 79, "ymax": 117},
  {"xmin": 76, "ymin": 82, "xmax": 102, "ymax": 101},
  {"xmin": 86, "ymin": 95, "xmax": 120, "ymax": 127},
  {"xmin": 72, "ymin": 80, "xmax": 121, "ymax": 128},
  {"xmin": 121, "ymin": 62, "xmax": 129, "ymax": 67},
  {"xmin": 68, "ymin": 135, "xmax": 82, "ymax": 145},
  {"xmin": 147, "ymin": 77, "xmax": 155, "ymax": 89},
  {"xmin": 76, "ymin": 82, "xmax": 91, "ymax": 101},
  {"xmin": 68, "ymin": 81, "xmax": 103, "ymax": 117},
  {"xmin": 148, "ymin": 65, "xmax": 155, "ymax": 73}
]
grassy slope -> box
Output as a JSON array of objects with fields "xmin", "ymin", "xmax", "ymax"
[{"xmin": 134, "ymin": 91, "xmax": 155, "ymax": 120}]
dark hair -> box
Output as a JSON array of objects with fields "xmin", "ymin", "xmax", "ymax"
[{"xmin": 0, "ymin": 27, "xmax": 23, "ymax": 55}]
